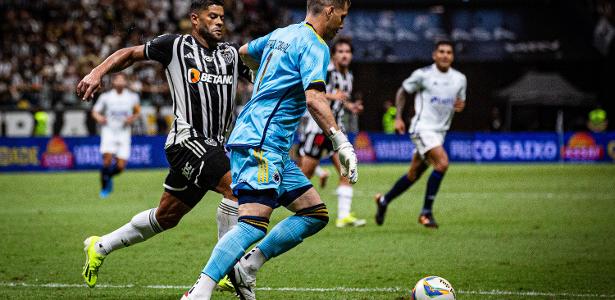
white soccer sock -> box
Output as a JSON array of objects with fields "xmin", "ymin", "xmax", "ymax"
[
  {"xmin": 96, "ymin": 208, "xmax": 163, "ymax": 255},
  {"xmin": 315, "ymin": 165, "xmax": 326, "ymax": 177},
  {"xmin": 336, "ymin": 185, "xmax": 353, "ymax": 220},
  {"xmin": 216, "ymin": 198, "xmax": 238, "ymax": 240},
  {"xmin": 186, "ymin": 274, "xmax": 216, "ymax": 299},
  {"xmin": 241, "ymin": 247, "xmax": 267, "ymax": 274}
]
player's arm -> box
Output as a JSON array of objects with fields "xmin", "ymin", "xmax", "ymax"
[
  {"xmin": 125, "ymin": 103, "xmax": 142, "ymax": 126},
  {"xmin": 395, "ymin": 69, "xmax": 423, "ymax": 133},
  {"xmin": 77, "ymin": 46, "xmax": 145, "ymax": 101},
  {"xmin": 91, "ymin": 96, "xmax": 107, "ymax": 125},
  {"xmin": 239, "ymin": 44, "xmax": 260, "ymax": 71},
  {"xmin": 91, "ymin": 110, "xmax": 106, "ymax": 125},
  {"xmin": 454, "ymin": 75, "xmax": 467, "ymax": 112}
]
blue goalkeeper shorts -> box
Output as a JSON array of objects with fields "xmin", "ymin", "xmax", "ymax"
[{"xmin": 229, "ymin": 148, "xmax": 312, "ymax": 208}]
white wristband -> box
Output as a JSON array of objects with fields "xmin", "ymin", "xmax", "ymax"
[{"xmin": 328, "ymin": 127, "xmax": 348, "ymax": 150}]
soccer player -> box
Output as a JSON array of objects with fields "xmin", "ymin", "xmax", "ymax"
[
  {"xmin": 374, "ymin": 41, "xmax": 467, "ymax": 229},
  {"xmin": 298, "ymin": 37, "xmax": 365, "ymax": 228},
  {"xmin": 77, "ymin": 0, "xmax": 251, "ymax": 288},
  {"xmin": 91, "ymin": 73, "xmax": 141, "ymax": 198},
  {"xmin": 182, "ymin": 0, "xmax": 356, "ymax": 299}
]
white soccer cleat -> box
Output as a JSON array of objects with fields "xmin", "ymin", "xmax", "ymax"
[{"xmin": 228, "ymin": 262, "xmax": 256, "ymax": 300}]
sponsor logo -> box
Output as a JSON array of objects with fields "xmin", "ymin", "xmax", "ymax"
[
  {"xmin": 41, "ymin": 137, "xmax": 73, "ymax": 169},
  {"xmin": 184, "ymin": 52, "xmax": 195, "ymax": 60},
  {"xmin": 561, "ymin": 132, "xmax": 603, "ymax": 161},
  {"xmin": 353, "ymin": 132, "xmax": 376, "ymax": 162},
  {"xmin": 0, "ymin": 146, "xmax": 39, "ymax": 167},
  {"xmin": 188, "ymin": 68, "xmax": 233, "ymax": 85}
]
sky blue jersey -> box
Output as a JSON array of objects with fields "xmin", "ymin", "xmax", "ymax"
[{"xmin": 227, "ymin": 22, "xmax": 330, "ymax": 153}]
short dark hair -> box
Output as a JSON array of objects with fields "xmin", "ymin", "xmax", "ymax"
[
  {"xmin": 331, "ymin": 37, "xmax": 353, "ymax": 53},
  {"xmin": 191, "ymin": 0, "xmax": 224, "ymax": 13},
  {"xmin": 435, "ymin": 40, "xmax": 454, "ymax": 51},
  {"xmin": 307, "ymin": 0, "xmax": 351, "ymax": 15}
]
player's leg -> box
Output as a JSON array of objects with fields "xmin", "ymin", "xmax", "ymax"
[
  {"xmin": 187, "ymin": 148, "xmax": 279, "ymax": 299},
  {"xmin": 418, "ymin": 145, "xmax": 449, "ymax": 228},
  {"xmin": 375, "ymin": 152, "xmax": 428, "ymax": 225},
  {"xmin": 99, "ymin": 153, "xmax": 114, "ymax": 197},
  {"xmin": 331, "ymin": 152, "xmax": 365, "ymax": 227},
  {"xmin": 229, "ymin": 162, "xmax": 327, "ymax": 298},
  {"xmin": 298, "ymin": 133, "xmax": 329, "ymax": 187},
  {"xmin": 314, "ymin": 165, "xmax": 330, "ymax": 188},
  {"xmin": 299, "ymin": 155, "xmax": 320, "ymax": 179},
  {"xmin": 212, "ymin": 171, "xmax": 239, "ymax": 240}
]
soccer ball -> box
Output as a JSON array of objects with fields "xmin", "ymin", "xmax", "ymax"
[{"xmin": 411, "ymin": 276, "xmax": 456, "ymax": 300}]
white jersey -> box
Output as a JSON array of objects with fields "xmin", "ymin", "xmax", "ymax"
[
  {"xmin": 302, "ymin": 66, "xmax": 353, "ymax": 135},
  {"xmin": 402, "ymin": 64, "xmax": 466, "ymax": 133},
  {"xmin": 93, "ymin": 89, "xmax": 140, "ymax": 135}
]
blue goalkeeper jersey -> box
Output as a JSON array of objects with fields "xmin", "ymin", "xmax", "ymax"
[{"xmin": 227, "ymin": 22, "xmax": 330, "ymax": 153}]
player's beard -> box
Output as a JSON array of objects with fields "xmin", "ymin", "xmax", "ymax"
[{"xmin": 198, "ymin": 26, "xmax": 222, "ymax": 45}]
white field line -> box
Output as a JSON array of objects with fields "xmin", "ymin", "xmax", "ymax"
[{"xmin": 1, "ymin": 282, "xmax": 614, "ymax": 298}]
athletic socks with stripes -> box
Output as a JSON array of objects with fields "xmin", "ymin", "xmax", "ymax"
[
  {"xmin": 216, "ymin": 198, "xmax": 238, "ymax": 240},
  {"xmin": 95, "ymin": 208, "xmax": 163, "ymax": 255}
]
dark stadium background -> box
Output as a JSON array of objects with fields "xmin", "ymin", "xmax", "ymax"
[{"xmin": 0, "ymin": 0, "xmax": 612, "ymax": 135}]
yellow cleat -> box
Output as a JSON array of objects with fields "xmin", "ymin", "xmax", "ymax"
[
  {"xmin": 216, "ymin": 274, "xmax": 235, "ymax": 292},
  {"xmin": 335, "ymin": 213, "xmax": 366, "ymax": 228},
  {"xmin": 82, "ymin": 236, "xmax": 106, "ymax": 288}
]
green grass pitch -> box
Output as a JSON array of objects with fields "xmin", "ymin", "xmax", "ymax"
[{"xmin": 0, "ymin": 164, "xmax": 614, "ymax": 299}]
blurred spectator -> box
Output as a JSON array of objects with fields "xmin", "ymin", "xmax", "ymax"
[
  {"xmin": 587, "ymin": 107, "xmax": 608, "ymax": 132},
  {"xmin": 0, "ymin": 0, "xmax": 281, "ymax": 111},
  {"xmin": 489, "ymin": 106, "xmax": 503, "ymax": 132},
  {"xmin": 382, "ymin": 100, "xmax": 397, "ymax": 134}
]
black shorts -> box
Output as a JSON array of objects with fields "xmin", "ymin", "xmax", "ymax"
[
  {"xmin": 299, "ymin": 132, "xmax": 334, "ymax": 160},
  {"xmin": 163, "ymin": 137, "xmax": 230, "ymax": 207}
]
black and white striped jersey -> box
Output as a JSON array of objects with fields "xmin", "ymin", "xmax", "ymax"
[
  {"xmin": 144, "ymin": 34, "xmax": 251, "ymax": 147},
  {"xmin": 302, "ymin": 67, "xmax": 354, "ymax": 134}
]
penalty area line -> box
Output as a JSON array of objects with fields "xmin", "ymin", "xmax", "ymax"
[{"xmin": 1, "ymin": 282, "xmax": 614, "ymax": 298}]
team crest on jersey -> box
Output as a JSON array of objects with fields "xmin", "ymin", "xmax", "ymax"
[
  {"xmin": 272, "ymin": 171, "xmax": 281, "ymax": 184},
  {"xmin": 220, "ymin": 50, "xmax": 234, "ymax": 64},
  {"xmin": 188, "ymin": 68, "xmax": 233, "ymax": 85}
]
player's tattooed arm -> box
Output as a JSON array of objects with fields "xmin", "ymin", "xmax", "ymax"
[
  {"xmin": 77, "ymin": 45, "xmax": 145, "ymax": 101},
  {"xmin": 306, "ymin": 89, "xmax": 340, "ymax": 136},
  {"xmin": 238, "ymin": 44, "xmax": 261, "ymax": 71},
  {"xmin": 394, "ymin": 87, "xmax": 408, "ymax": 133}
]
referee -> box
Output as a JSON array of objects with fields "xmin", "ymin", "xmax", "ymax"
[{"xmin": 77, "ymin": 0, "xmax": 250, "ymax": 290}]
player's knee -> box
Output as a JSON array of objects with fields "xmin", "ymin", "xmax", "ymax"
[
  {"xmin": 295, "ymin": 203, "xmax": 329, "ymax": 232},
  {"xmin": 434, "ymin": 160, "xmax": 449, "ymax": 173}
]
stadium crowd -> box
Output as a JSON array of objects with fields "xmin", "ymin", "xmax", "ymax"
[{"xmin": 0, "ymin": 0, "xmax": 289, "ymax": 110}]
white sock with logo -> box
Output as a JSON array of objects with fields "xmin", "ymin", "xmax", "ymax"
[
  {"xmin": 95, "ymin": 208, "xmax": 163, "ymax": 255},
  {"xmin": 336, "ymin": 185, "xmax": 353, "ymax": 220},
  {"xmin": 186, "ymin": 274, "xmax": 216, "ymax": 299},
  {"xmin": 216, "ymin": 198, "xmax": 238, "ymax": 240}
]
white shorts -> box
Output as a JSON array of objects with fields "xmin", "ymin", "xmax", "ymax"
[
  {"xmin": 411, "ymin": 131, "xmax": 446, "ymax": 158},
  {"xmin": 100, "ymin": 131, "xmax": 131, "ymax": 160}
]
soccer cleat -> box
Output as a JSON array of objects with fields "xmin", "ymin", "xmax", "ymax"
[
  {"xmin": 99, "ymin": 189, "xmax": 110, "ymax": 199},
  {"xmin": 82, "ymin": 236, "xmax": 106, "ymax": 288},
  {"xmin": 374, "ymin": 193, "xmax": 388, "ymax": 226},
  {"xmin": 418, "ymin": 213, "xmax": 439, "ymax": 229},
  {"xmin": 216, "ymin": 274, "xmax": 234, "ymax": 292},
  {"xmin": 228, "ymin": 263, "xmax": 256, "ymax": 300},
  {"xmin": 335, "ymin": 213, "xmax": 366, "ymax": 228},
  {"xmin": 318, "ymin": 169, "xmax": 330, "ymax": 189}
]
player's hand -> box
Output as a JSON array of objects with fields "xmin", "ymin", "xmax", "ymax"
[
  {"xmin": 96, "ymin": 116, "xmax": 107, "ymax": 125},
  {"xmin": 454, "ymin": 99, "xmax": 465, "ymax": 112},
  {"xmin": 329, "ymin": 129, "xmax": 358, "ymax": 184},
  {"xmin": 77, "ymin": 71, "xmax": 103, "ymax": 102},
  {"xmin": 333, "ymin": 91, "xmax": 349, "ymax": 102},
  {"xmin": 394, "ymin": 118, "xmax": 406, "ymax": 134}
]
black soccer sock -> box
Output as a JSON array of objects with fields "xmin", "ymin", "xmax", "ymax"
[
  {"xmin": 109, "ymin": 164, "xmax": 122, "ymax": 177},
  {"xmin": 422, "ymin": 170, "xmax": 445, "ymax": 214},
  {"xmin": 383, "ymin": 174, "xmax": 414, "ymax": 205},
  {"xmin": 100, "ymin": 166, "xmax": 111, "ymax": 190}
]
